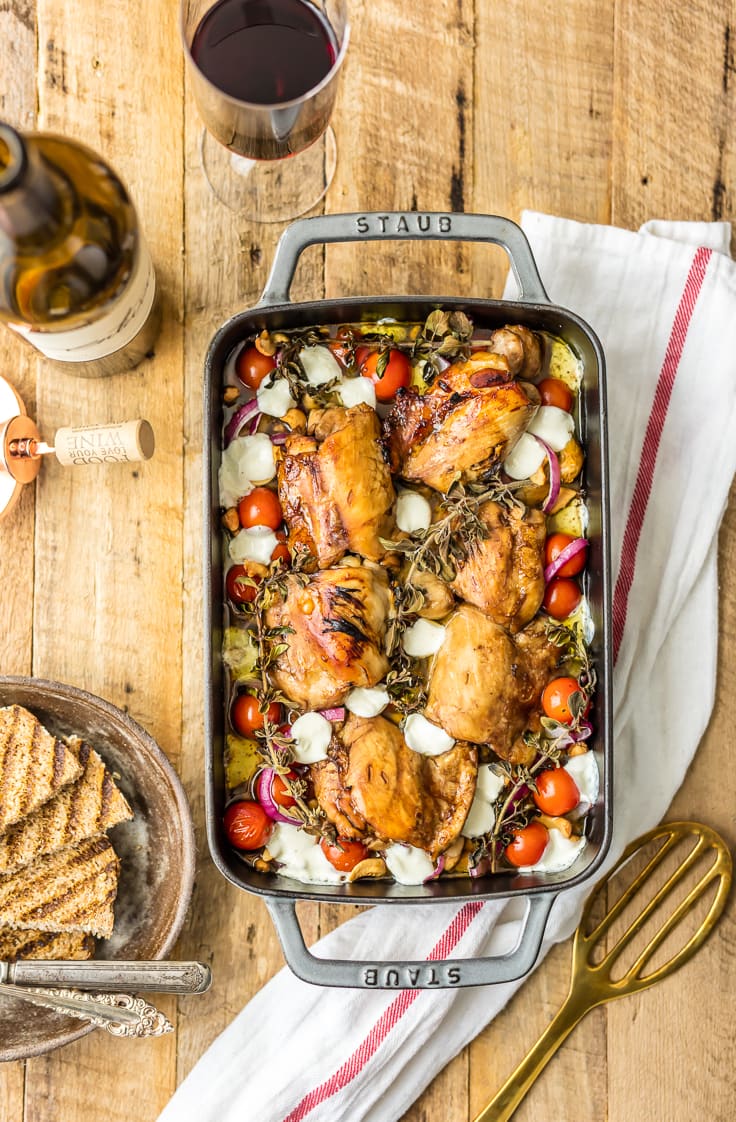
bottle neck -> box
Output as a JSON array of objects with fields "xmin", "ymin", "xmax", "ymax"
[{"xmin": 0, "ymin": 123, "xmax": 65, "ymax": 243}]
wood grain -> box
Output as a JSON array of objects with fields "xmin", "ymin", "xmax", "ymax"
[{"xmin": 1, "ymin": 0, "xmax": 736, "ymax": 1119}]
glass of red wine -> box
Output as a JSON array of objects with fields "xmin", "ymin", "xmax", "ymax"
[{"xmin": 182, "ymin": 0, "xmax": 349, "ymax": 222}]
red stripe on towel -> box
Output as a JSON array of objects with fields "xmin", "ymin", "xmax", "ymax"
[
  {"xmin": 282, "ymin": 901, "xmax": 484, "ymax": 1122},
  {"xmin": 612, "ymin": 246, "xmax": 712, "ymax": 661}
]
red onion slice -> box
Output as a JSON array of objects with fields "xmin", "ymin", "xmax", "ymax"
[
  {"xmin": 224, "ymin": 399, "xmax": 260, "ymax": 447},
  {"xmin": 319, "ymin": 707, "xmax": 346, "ymax": 721},
  {"xmin": 247, "ymin": 410, "xmax": 262, "ymax": 435},
  {"xmin": 544, "ymin": 538, "xmax": 589, "ymax": 583},
  {"xmin": 255, "ymin": 767, "xmax": 301, "ymax": 825},
  {"xmin": 424, "ymin": 854, "xmax": 446, "ymax": 882},
  {"xmin": 533, "ymin": 435, "xmax": 561, "ymax": 512},
  {"xmin": 270, "ymin": 431, "xmax": 289, "ymax": 445}
]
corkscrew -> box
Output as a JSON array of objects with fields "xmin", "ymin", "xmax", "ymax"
[{"xmin": 0, "ymin": 373, "xmax": 155, "ymax": 521}]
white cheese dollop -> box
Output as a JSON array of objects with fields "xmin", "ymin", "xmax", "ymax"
[
  {"xmin": 267, "ymin": 822, "xmax": 346, "ymax": 885},
  {"xmin": 383, "ymin": 843, "xmax": 435, "ymax": 885},
  {"xmin": 345, "ymin": 686, "xmax": 390, "ymax": 718},
  {"xmin": 502, "ymin": 432, "xmax": 546, "ymax": 480},
  {"xmin": 403, "ymin": 713, "xmax": 455, "ymax": 756},
  {"xmin": 290, "ymin": 712, "xmax": 332, "ymax": 764},
  {"xmin": 527, "ymin": 405, "xmax": 575, "ymax": 452},
  {"xmin": 402, "ymin": 618, "xmax": 446, "ymax": 658},
  {"xmin": 396, "ymin": 490, "xmax": 432, "ymax": 534},
  {"xmin": 229, "ymin": 525, "xmax": 279, "ymax": 565},
  {"xmin": 218, "ymin": 441, "xmax": 254, "ymax": 508},
  {"xmin": 564, "ymin": 752, "xmax": 599, "ymax": 819},
  {"xmin": 520, "ymin": 828, "xmax": 586, "ymax": 873},
  {"xmin": 461, "ymin": 765, "xmax": 506, "ymax": 839},
  {"xmin": 338, "ymin": 376, "xmax": 376, "ymax": 410},
  {"xmin": 299, "ymin": 345, "xmax": 342, "ymax": 386},
  {"xmin": 256, "ymin": 375, "xmax": 295, "ymax": 418}
]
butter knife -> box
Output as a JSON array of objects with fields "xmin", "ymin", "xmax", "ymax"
[{"xmin": 0, "ymin": 960, "xmax": 211, "ymax": 994}]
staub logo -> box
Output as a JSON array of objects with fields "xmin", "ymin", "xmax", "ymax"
[
  {"xmin": 362, "ymin": 964, "xmax": 462, "ymax": 987},
  {"xmin": 355, "ymin": 213, "xmax": 453, "ymax": 236}
]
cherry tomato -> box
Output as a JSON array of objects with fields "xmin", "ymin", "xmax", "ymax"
[
  {"xmin": 360, "ymin": 349, "xmax": 412, "ymax": 401},
  {"xmin": 538, "ymin": 377, "xmax": 574, "ymax": 412},
  {"xmin": 231, "ymin": 694, "xmax": 282, "ymax": 737},
  {"xmin": 235, "ymin": 345, "xmax": 276, "ymax": 390},
  {"xmin": 320, "ymin": 837, "xmax": 370, "ymax": 872},
  {"xmin": 543, "ymin": 577, "xmax": 582, "ymax": 619},
  {"xmin": 223, "ymin": 800, "xmax": 273, "ymax": 850},
  {"xmin": 271, "ymin": 772, "xmax": 298, "ymax": 809},
  {"xmin": 354, "ymin": 344, "xmax": 372, "ymax": 370},
  {"xmin": 238, "ymin": 486, "xmax": 283, "ymax": 530},
  {"xmin": 533, "ymin": 768, "xmax": 581, "ymax": 815},
  {"xmin": 271, "ymin": 530, "xmax": 290, "ymax": 566},
  {"xmin": 544, "ymin": 533, "xmax": 588, "ymax": 578},
  {"xmin": 226, "ymin": 563, "xmax": 258, "ymax": 605},
  {"xmin": 542, "ymin": 677, "xmax": 583, "ymax": 724},
  {"xmin": 505, "ymin": 821, "xmax": 549, "ymax": 867}
]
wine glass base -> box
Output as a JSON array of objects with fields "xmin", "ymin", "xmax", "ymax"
[{"xmin": 200, "ymin": 127, "xmax": 337, "ymax": 222}]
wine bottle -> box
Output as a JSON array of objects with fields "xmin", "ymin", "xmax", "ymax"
[{"xmin": 0, "ymin": 121, "xmax": 161, "ymax": 377}]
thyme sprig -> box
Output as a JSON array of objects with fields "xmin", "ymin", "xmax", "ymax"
[{"xmin": 409, "ymin": 309, "xmax": 474, "ymax": 385}]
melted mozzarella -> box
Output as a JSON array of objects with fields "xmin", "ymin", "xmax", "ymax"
[
  {"xmin": 403, "ymin": 713, "xmax": 455, "ymax": 756},
  {"xmin": 229, "ymin": 525, "xmax": 278, "ymax": 565},
  {"xmin": 299, "ymin": 345, "xmax": 342, "ymax": 386},
  {"xmin": 229, "ymin": 432, "xmax": 277, "ymax": 490},
  {"xmin": 503, "ymin": 432, "xmax": 546, "ymax": 480},
  {"xmin": 257, "ymin": 375, "xmax": 295, "ymax": 418},
  {"xmin": 402, "ymin": 618, "xmax": 446, "ymax": 658},
  {"xmin": 462, "ymin": 765, "xmax": 505, "ymax": 838},
  {"xmin": 267, "ymin": 823, "xmax": 346, "ymax": 884},
  {"xmin": 218, "ymin": 442, "xmax": 254, "ymax": 508},
  {"xmin": 564, "ymin": 752, "xmax": 599, "ymax": 818},
  {"xmin": 520, "ymin": 828, "xmax": 586, "ymax": 873},
  {"xmin": 345, "ymin": 686, "xmax": 390, "ymax": 718},
  {"xmin": 396, "ymin": 490, "xmax": 432, "ymax": 533},
  {"xmin": 290, "ymin": 712, "xmax": 332, "ymax": 763},
  {"xmin": 527, "ymin": 405, "xmax": 575, "ymax": 452},
  {"xmin": 338, "ymin": 376, "xmax": 376, "ymax": 410},
  {"xmin": 383, "ymin": 843, "xmax": 435, "ymax": 885}
]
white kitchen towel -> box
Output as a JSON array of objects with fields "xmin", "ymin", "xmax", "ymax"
[{"xmin": 159, "ymin": 214, "xmax": 736, "ymax": 1122}]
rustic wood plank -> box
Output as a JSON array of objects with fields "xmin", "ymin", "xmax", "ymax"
[
  {"xmin": 0, "ymin": 3, "xmax": 38, "ymax": 1118},
  {"xmin": 15, "ymin": 0, "xmax": 183, "ymax": 1116},
  {"xmin": 608, "ymin": 3, "xmax": 736, "ymax": 1119}
]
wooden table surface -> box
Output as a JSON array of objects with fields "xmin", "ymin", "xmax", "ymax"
[{"xmin": 2, "ymin": 1, "xmax": 736, "ymax": 1119}]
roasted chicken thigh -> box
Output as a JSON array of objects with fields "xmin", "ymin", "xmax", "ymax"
[
  {"xmin": 450, "ymin": 501, "xmax": 546, "ymax": 631},
  {"xmin": 425, "ymin": 605, "xmax": 559, "ymax": 762},
  {"xmin": 312, "ymin": 714, "xmax": 478, "ymax": 858},
  {"xmin": 383, "ymin": 362, "xmax": 537, "ymax": 493},
  {"xmin": 265, "ymin": 562, "xmax": 391, "ymax": 709},
  {"xmin": 277, "ymin": 404, "xmax": 395, "ymax": 567}
]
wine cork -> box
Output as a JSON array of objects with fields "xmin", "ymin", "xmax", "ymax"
[{"xmin": 53, "ymin": 420, "xmax": 155, "ymax": 466}]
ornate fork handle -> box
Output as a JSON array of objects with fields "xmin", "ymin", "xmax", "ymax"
[{"xmin": 0, "ymin": 982, "xmax": 173, "ymax": 1037}]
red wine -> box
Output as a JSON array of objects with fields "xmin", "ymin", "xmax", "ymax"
[{"xmin": 192, "ymin": 0, "xmax": 337, "ymax": 105}]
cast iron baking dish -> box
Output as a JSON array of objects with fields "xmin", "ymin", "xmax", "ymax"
[{"xmin": 203, "ymin": 212, "xmax": 612, "ymax": 988}]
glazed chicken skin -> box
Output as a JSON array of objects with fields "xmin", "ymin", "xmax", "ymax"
[
  {"xmin": 311, "ymin": 714, "xmax": 477, "ymax": 859},
  {"xmin": 264, "ymin": 563, "xmax": 391, "ymax": 709},
  {"xmin": 425, "ymin": 605, "xmax": 559, "ymax": 763},
  {"xmin": 450, "ymin": 501, "xmax": 546, "ymax": 632},
  {"xmin": 277, "ymin": 404, "xmax": 395, "ymax": 567},
  {"xmin": 383, "ymin": 358, "xmax": 537, "ymax": 493}
]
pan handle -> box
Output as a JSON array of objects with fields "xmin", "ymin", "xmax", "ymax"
[
  {"xmin": 257, "ymin": 212, "xmax": 549, "ymax": 307},
  {"xmin": 265, "ymin": 893, "xmax": 555, "ymax": 989}
]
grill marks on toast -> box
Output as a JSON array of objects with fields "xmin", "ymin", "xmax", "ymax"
[
  {"xmin": 0, "ymin": 927, "xmax": 94, "ymax": 962},
  {"xmin": 0, "ymin": 836, "xmax": 120, "ymax": 939},
  {"xmin": 0, "ymin": 738, "xmax": 133, "ymax": 876},
  {"xmin": 0, "ymin": 706, "xmax": 82, "ymax": 831}
]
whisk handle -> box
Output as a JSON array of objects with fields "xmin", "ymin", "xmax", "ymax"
[{"xmin": 471, "ymin": 990, "xmax": 592, "ymax": 1122}]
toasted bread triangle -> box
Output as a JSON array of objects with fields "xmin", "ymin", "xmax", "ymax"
[
  {"xmin": 0, "ymin": 706, "xmax": 82, "ymax": 831},
  {"xmin": 0, "ymin": 926, "xmax": 94, "ymax": 961},
  {"xmin": 0, "ymin": 737, "xmax": 133, "ymax": 876}
]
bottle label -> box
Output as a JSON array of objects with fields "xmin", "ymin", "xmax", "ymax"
[{"xmin": 8, "ymin": 236, "xmax": 156, "ymax": 363}]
